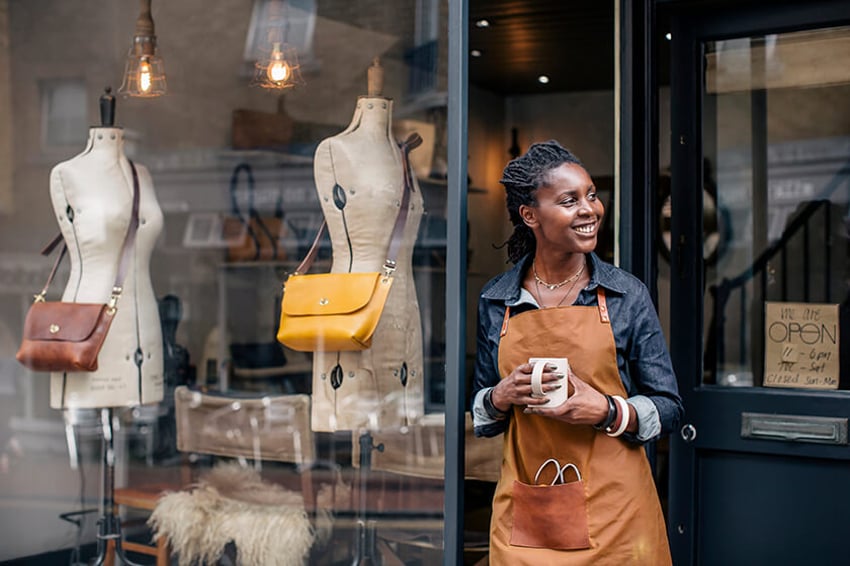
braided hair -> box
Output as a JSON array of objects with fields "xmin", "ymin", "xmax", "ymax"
[{"xmin": 499, "ymin": 140, "xmax": 584, "ymax": 264}]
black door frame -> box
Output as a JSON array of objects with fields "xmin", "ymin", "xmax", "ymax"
[{"xmin": 618, "ymin": 0, "xmax": 659, "ymax": 292}]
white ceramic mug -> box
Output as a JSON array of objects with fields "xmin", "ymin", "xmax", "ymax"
[{"xmin": 528, "ymin": 357, "xmax": 569, "ymax": 408}]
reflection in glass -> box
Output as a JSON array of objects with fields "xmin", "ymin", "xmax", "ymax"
[
  {"xmin": 702, "ymin": 27, "xmax": 850, "ymax": 390},
  {"xmin": 0, "ymin": 1, "xmax": 450, "ymax": 562}
]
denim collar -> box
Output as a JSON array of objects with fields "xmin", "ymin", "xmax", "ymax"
[{"xmin": 481, "ymin": 252, "xmax": 630, "ymax": 304}]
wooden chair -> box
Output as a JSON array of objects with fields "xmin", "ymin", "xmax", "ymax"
[{"xmin": 104, "ymin": 483, "xmax": 174, "ymax": 566}]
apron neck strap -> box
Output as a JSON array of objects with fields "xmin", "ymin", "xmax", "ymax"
[
  {"xmin": 500, "ymin": 306, "xmax": 511, "ymax": 337},
  {"xmin": 597, "ymin": 287, "xmax": 609, "ymax": 323},
  {"xmin": 500, "ymin": 287, "xmax": 609, "ymax": 337}
]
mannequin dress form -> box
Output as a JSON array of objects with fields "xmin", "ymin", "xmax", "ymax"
[
  {"xmin": 310, "ymin": 60, "xmax": 425, "ymax": 431},
  {"xmin": 48, "ymin": 124, "xmax": 164, "ymax": 409}
]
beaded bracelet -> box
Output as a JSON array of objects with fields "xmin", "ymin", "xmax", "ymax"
[
  {"xmin": 604, "ymin": 397, "xmax": 623, "ymax": 434},
  {"xmin": 606, "ymin": 395, "xmax": 630, "ymax": 437},
  {"xmin": 593, "ymin": 394, "xmax": 616, "ymax": 431}
]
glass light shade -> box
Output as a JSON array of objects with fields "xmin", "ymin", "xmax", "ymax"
[
  {"xmin": 252, "ymin": 42, "xmax": 304, "ymax": 90},
  {"xmin": 119, "ymin": 38, "xmax": 167, "ymax": 98}
]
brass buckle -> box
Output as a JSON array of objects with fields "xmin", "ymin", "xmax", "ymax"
[{"xmin": 107, "ymin": 286, "xmax": 122, "ymax": 315}]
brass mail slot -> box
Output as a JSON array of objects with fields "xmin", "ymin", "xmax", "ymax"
[{"xmin": 741, "ymin": 412, "xmax": 848, "ymax": 445}]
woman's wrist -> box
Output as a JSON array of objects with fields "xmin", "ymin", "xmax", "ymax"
[
  {"xmin": 592, "ymin": 394, "xmax": 616, "ymax": 431},
  {"xmin": 484, "ymin": 387, "xmax": 510, "ymax": 420}
]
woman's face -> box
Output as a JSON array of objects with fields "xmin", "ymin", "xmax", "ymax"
[{"xmin": 523, "ymin": 162, "xmax": 604, "ymax": 255}]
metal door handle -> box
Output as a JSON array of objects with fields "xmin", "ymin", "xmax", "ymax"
[{"xmin": 680, "ymin": 423, "xmax": 697, "ymax": 443}]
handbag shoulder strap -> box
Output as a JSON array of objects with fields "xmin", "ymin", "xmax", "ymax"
[
  {"xmin": 295, "ymin": 132, "xmax": 423, "ymax": 276},
  {"xmin": 387, "ymin": 133, "xmax": 422, "ymax": 269},
  {"xmin": 35, "ymin": 159, "xmax": 142, "ymax": 305}
]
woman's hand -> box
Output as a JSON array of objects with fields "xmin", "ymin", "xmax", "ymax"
[
  {"xmin": 491, "ymin": 362, "xmax": 566, "ymax": 412},
  {"xmin": 525, "ymin": 370, "xmax": 610, "ymax": 426}
]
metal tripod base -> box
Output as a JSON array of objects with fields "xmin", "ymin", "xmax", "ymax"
[
  {"xmin": 91, "ymin": 513, "xmax": 144, "ymax": 566},
  {"xmin": 89, "ymin": 408, "xmax": 144, "ymax": 566},
  {"xmin": 350, "ymin": 431, "xmax": 384, "ymax": 566}
]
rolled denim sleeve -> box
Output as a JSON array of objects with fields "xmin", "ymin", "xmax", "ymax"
[{"xmin": 627, "ymin": 395, "xmax": 662, "ymax": 442}]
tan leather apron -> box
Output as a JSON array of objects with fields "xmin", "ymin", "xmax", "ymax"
[{"xmin": 490, "ymin": 288, "xmax": 672, "ymax": 565}]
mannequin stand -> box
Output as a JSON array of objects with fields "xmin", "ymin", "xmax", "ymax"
[
  {"xmin": 91, "ymin": 408, "xmax": 143, "ymax": 566},
  {"xmin": 351, "ymin": 431, "xmax": 384, "ymax": 566}
]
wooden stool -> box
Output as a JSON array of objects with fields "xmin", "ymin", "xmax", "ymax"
[{"xmin": 104, "ymin": 483, "xmax": 175, "ymax": 566}]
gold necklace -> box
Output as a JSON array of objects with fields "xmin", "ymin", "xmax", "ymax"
[
  {"xmin": 532, "ymin": 259, "xmax": 585, "ymax": 290},
  {"xmin": 533, "ymin": 261, "xmax": 586, "ymax": 308}
]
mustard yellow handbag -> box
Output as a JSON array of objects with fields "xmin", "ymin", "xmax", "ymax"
[
  {"xmin": 278, "ymin": 271, "xmax": 392, "ymax": 351},
  {"xmin": 276, "ymin": 133, "xmax": 421, "ymax": 352}
]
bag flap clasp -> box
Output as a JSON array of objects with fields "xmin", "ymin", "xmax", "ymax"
[
  {"xmin": 282, "ymin": 272, "xmax": 382, "ymax": 316},
  {"xmin": 22, "ymin": 302, "xmax": 109, "ymax": 342}
]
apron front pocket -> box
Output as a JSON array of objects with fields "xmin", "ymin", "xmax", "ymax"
[{"xmin": 510, "ymin": 477, "xmax": 591, "ymax": 550}]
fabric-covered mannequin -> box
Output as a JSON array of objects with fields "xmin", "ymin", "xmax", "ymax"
[
  {"xmin": 48, "ymin": 127, "xmax": 164, "ymax": 408},
  {"xmin": 310, "ymin": 60, "xmax": 424, "ymax": 431}
]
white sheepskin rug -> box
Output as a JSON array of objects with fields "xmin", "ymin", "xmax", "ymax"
[{"xmin": 148, "ymin": 462, "xmax": 314, "ymax": 566}]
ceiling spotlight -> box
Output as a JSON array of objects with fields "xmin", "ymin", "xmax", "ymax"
[
  {"xmin": 665, "ymin": 32, "xmax": 672, "ymax": 41},
  {"xmin": 470, "ymin": 49, "xmax": 482, "ymax": 57},
  {"xmin": 475, "ymin": 19, "xmax": 490, "ymax": 28},
  {"xmin": 538, "ymin": 75, "xmax": 550, "ymax": 84}
]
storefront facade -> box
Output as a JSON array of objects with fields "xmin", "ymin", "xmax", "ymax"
[{"xmin": 0, "ymin": 0, "xmax": 848, "ymax": 564}]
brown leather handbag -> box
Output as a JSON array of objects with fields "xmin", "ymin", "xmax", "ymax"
[{"xmin": 15, "ymin": 160, "xmax": 141, "ymax": 373}]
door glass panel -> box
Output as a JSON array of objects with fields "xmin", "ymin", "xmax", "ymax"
[{"xmin": 703, "ymin": 26, "xmax": 850, "ymax": 389}]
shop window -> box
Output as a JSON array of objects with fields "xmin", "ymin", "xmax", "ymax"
[
  {"xmin": 2, "ymin": 1, "xmax": 456, "ymax": 563},
  {"xmin": 40, "ymin": 79, "xmax": 87, "ymax": 149}
]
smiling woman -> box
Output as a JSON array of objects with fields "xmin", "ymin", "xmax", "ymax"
[
  {"xmin": 519, "ymin": 160, "xmax": 603, "ymax": 309},
  {"xmin": 471, "ymin": 140, "xmax": 683, "ymax": 564}
]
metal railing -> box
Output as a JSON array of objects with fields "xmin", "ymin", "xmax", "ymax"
[{"xmin": 705, "ymin": 160, "xmax": 850, "ymax": 383}]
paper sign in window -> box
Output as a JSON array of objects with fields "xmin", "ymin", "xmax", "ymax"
[{"xmin": 764, "ymin": 302, "xmax": 839, "ymax": 390}]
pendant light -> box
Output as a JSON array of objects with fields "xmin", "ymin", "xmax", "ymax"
[
  {"xmin": 251, "ymin": 0, "xmax": 304, "ymax": 90},
  {"xmin": 119, "ymin": 0, "xmax": 167, "ymax": 97}
]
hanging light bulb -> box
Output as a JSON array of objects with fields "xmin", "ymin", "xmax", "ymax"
[
  {"xmin": 251, "ymin": 1, "xmax": 304, "ymax": 90},
  {"xmin": 119, "ymin": 0, "xmax": 167, "ymax": 97},
  {"xmin": 266, "ymin": 43, "xmax": 290, "ymax": 82},
  {"xmin": 139, "ymin": 59, "xmax": 154, "ymax": 92},
  {"xmin": 253, "ymin": 42, "xmax": 303, "ymax": 90},
  {"xmin": 253, "ymin": 40, "xmax": 303, "ymax": 90}
]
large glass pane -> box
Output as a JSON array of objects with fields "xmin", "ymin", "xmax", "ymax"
[
  {"xmin": 0, "ymin": 1, "xmax": 448, "ymax": 562},
  {"xmin": 702, "ymin": 27, "xmax": 850, "ymax": 389}
]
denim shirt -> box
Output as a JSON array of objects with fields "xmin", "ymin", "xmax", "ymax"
[{"xmin": 471, "ymin": 253, "xmax": 683, "ymax": 444}]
